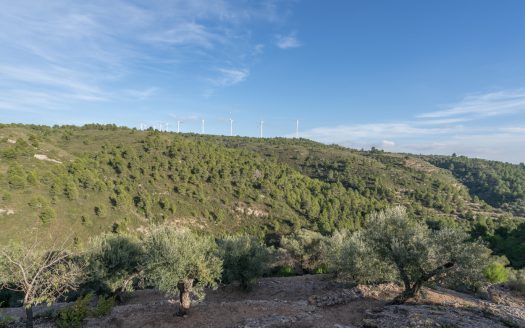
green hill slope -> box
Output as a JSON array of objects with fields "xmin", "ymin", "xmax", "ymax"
[
  {"xmin": 0, "ymin": 124, "xmax": 521, "ymax": 247},
  {"xmin": 191, "ymin": 135, "xmax": 510, "ymax": 220},
  {"xmin": 423, "ymin": 155, "xmax": 525, "ymax": 217}
]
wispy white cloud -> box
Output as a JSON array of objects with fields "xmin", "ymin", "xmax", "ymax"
[
  {"xmin": 210, "ymin": 68, "xmax": 250, "ymax": 86},
  {"xmin": 123, "ymin": 87, "xmax": 159, "ymax": 100},
  {"xmin": 399, "ymin": 130, "xmax": 525, "ymax": 163},
  {"xmin": 142, "ymin": 22, "xmax": 222, "ymax": 49},
  {"xmin": 300, "ymin": 89, "xmax": 525, "ymax": 163},
  {"xmin": 0, "ymin": 0, "xmax": 298, "ymax": 110},
  {"xmin": 418, "ymin": 89, "xmax": 525, "ymax": 120},
  {"xmin": 417, "ymin": 117, "xmax": 469, "ymax": 125},
  {"xmin": 0, "ymin": 65, "xmax": 107, "ymax": 100},
  {"xmin": 300, "ymin": 123, "xmax": 460, "ymax": 143},
  {"xmin": 301, "ymin": 122, "xmax": 525, "ymax": 163},
  {"xmin": 276, "ymin": 33, "xmax": 302, "ymax": 49}
]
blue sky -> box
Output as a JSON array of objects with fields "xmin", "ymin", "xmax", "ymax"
[{"xmin": 1, "ymin": 1, "xmax": 525, "ymax": 163}]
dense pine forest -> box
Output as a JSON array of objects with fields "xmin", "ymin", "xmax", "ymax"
[{"xmin": 0, "ymin": 124, "xmax": 523, "ymax": 268}]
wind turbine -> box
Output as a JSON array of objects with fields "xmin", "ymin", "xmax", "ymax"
[
  {"xmin": 201, "ymin": 119, "xmax": 205, "ymax": 134},
  {"xmin": 177, "ymin": 120, "xmax": 182, "ymax": 133},
  {"xmin": 295, "ymin": 119, "xmax": 299, "ymax": 138},
  {"xmin": 229, "ymin": 114, "xmax": 234, "ymax": 136},
  {"xmin": 260, "ymin": 120, "xmax": 264, "ymax": 138}
]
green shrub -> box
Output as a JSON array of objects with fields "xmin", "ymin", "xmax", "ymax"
[
  {"xmin": 92, "ymin": 296, "xmax": 115, "ymax": 317},
  {"xmin": 94, "ymin": 205, "xmax": 107, "ymax": 218},
  {"xmin": 484, "ymin": 262, "xmax": 509, "ymax": 284},
  {"xmin": 276, "ymin": 265, "xmax": 295, "ymax": 277},
  {"xmin": 2, "ymin": 148, "xmax": 17, "ymax": 160},
  {"xmin": 28, "ymin": 134, "xmax": 40, "ymax": 147},
  {"xmin": 85, "ymin": 234, "xmax": 143, "ymax": 295},
  {"xmin": 6, "ymin": 164, "xmax": 27, "ymax": 189},
  {"xmin": 26, "ymin": 171, "xmax": 38, "ymax": 186},
  {"xmin": 279, "ymin": 229, "xmax": 329, "ymax": 274},
  {"xmin": 218, "ymin": 235, "xmax": 271, "ymax": 290},
  {"xmin": 507, "ymin": 269, "xmax": 525, "ymax": 295},
  {"xmin": 28, "ymin": 197, "xmax": 47, "ymax": 210},
  {"xmin": 2, "ymin": 193, "xmax": 11, "ymax": 202},
  {"xmin": 7, "ymin": 175, "xmax": 26, "ymax": 189},
  {"xmin": 64, "ymin": 180, "xmax": 79, "ymax": 200},
  {"xmin": 39, "ymin": 207, "xmax": 56, "ymax": 224},
  {"xmin": 0, "ymin": 315, "xmax": 14, "ymax": 328},
  {"xmin": 314, "ymin": 263, "xmax": 328, "ymax": 274},
  {"xmin": 56, "ymin": 293, "xmax": 115, "ymax": 327},
  {"xmin": 57, "ymin": 293, "xmax": 93, "ymax": 328}
]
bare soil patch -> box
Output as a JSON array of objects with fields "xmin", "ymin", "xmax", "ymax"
[{"xmin": 3, "ymin": 275, "xmax": 524, "ymax": 327}]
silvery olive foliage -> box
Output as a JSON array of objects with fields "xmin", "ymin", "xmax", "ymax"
[
  {"xmin": 143, "ymin": 226, "xmax": 222, "ymax": 304},
  {"xmin": 0, "ymin": 236, "xmax": 83, "ymax": 327},
  {"xmin": 218, "ymin": 235, "xmax": 272, "ymax": 290},
  {"xmin": 329, "ymin": 206, "xmax": 491, "ymax": 302}
]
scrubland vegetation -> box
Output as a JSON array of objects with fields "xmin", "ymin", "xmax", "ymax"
[
  {"xmin": 0, "ymin": 124, "xmax": 524, "ymax": 327},
  {"xmin": 1, "ymin": 207, "xmax": 524, "ymax": 327}
]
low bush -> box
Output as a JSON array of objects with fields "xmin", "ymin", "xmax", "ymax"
[
  {"xmin": 218, "ymin": 235, "xmax": 271, "ymax": 290},
  {"xmin": 57, "ymin": 293, "xmax": 93, "ymax": 328},
  {"xmin": 279, "ymin": 229, "xmax": 329, "ymax": 274},
  {"xmin": 92, "ymin": 296, "xmax": 115, "ymax": 317},
  {"xmin": 84, "ymin": 233, "xmax": 143, "ymax": 297},
  {"xmin": 507, "ymin": 269, "xmax": 525, "ymax": 295},
  {"xmin": 39, "ymin": 206, "xmax": 56, "ymax": 224},
  {"xmin": 56, "ymin": 293, "xmax": 115, "ymax": 328},
  {"xmin": 483, "ymin": 257, "xmax": 510, "ymax": 284},
  {"xmin": 0, "ymin": 315, "xmax": 14, "ymax": 328},
  {"xmin": 275, "ymin": 265, "xmax": 295, "ymax": 277}
]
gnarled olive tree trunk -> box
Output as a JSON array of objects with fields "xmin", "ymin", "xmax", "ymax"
[
  {"xmin": 177, "ymin": 278, "xmax": 194, "ymax": 316},
  {"xmin": 25, "ymin": 305, "xmax": 33, "ymax": 328},
  {"xmin": 392, "ymin": 261, "xmax": 455, "ymax": 305}
]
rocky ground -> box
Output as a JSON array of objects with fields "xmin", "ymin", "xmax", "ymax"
[{"xmin": 1, "ymin": 275, "xmax": 524, "ymax": 327}]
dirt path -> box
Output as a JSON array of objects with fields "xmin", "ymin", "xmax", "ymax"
[
  {"xmin": 3, "ymin": 275, "xmax": 524, "ymax": 327},
  {"xmin": 85, "ymin": 275, "xmax": 384, "ymax": 328}
]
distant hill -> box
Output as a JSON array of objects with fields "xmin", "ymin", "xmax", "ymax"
[
  {"xmin": 423, "ymin": 155, "xmax": 525, "ymax": 217},
  {"xmin": 0, "ymin": 124, "xmax": 523, "ymax": 247}
]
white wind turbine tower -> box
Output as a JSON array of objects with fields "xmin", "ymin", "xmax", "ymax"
[
  {"xmin": 229, "ymin": 115, "xmax": 234, "ymax": 136},
  {"xmin": 201, "ymin": 119, "xmax": 205, "ymax": 134},
  {"xmin": 295, "ymin": 119, "xmax": 299, "ymax": 138},
  {"xmin": 177, "ymin": 120, "xmax": 182, "ymax": 133},
  {"xmin": 260, "ymin": 120, "xmax": 264, "ymax": 138}
]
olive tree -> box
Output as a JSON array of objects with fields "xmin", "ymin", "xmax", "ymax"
[
  {"xmin": 85, "ymin": 233, "xmax": 143, "ymax": 301},
  {"xmin": 328, "ymin": 230, "xmax": 396, "ymax": 284},
  {"xmin": 218, "ymin": 235, "xmax": 271, "ymax": 290},
  {"xmin": 143, "ymin": 226, "xmax": 222, "ymax": 316},
  {"xmin": 0, "ymin": 238, "xmax": 83, "ymax": 328},
  {"xmin": 331, "ymin": 207, "xmax": 491, "ymax": 304},
  {"xmin": 280, "ymin": 229, "xmax": 329, "ymax": 274}
]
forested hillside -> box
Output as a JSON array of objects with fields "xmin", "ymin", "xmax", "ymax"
[
  {"xmin": 0, "ymin": 124, "xmax": 523, "ymax": 266},
  {"xmin": 424, "ymin": 155, "xmax": 525, "ymax": 216}
]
